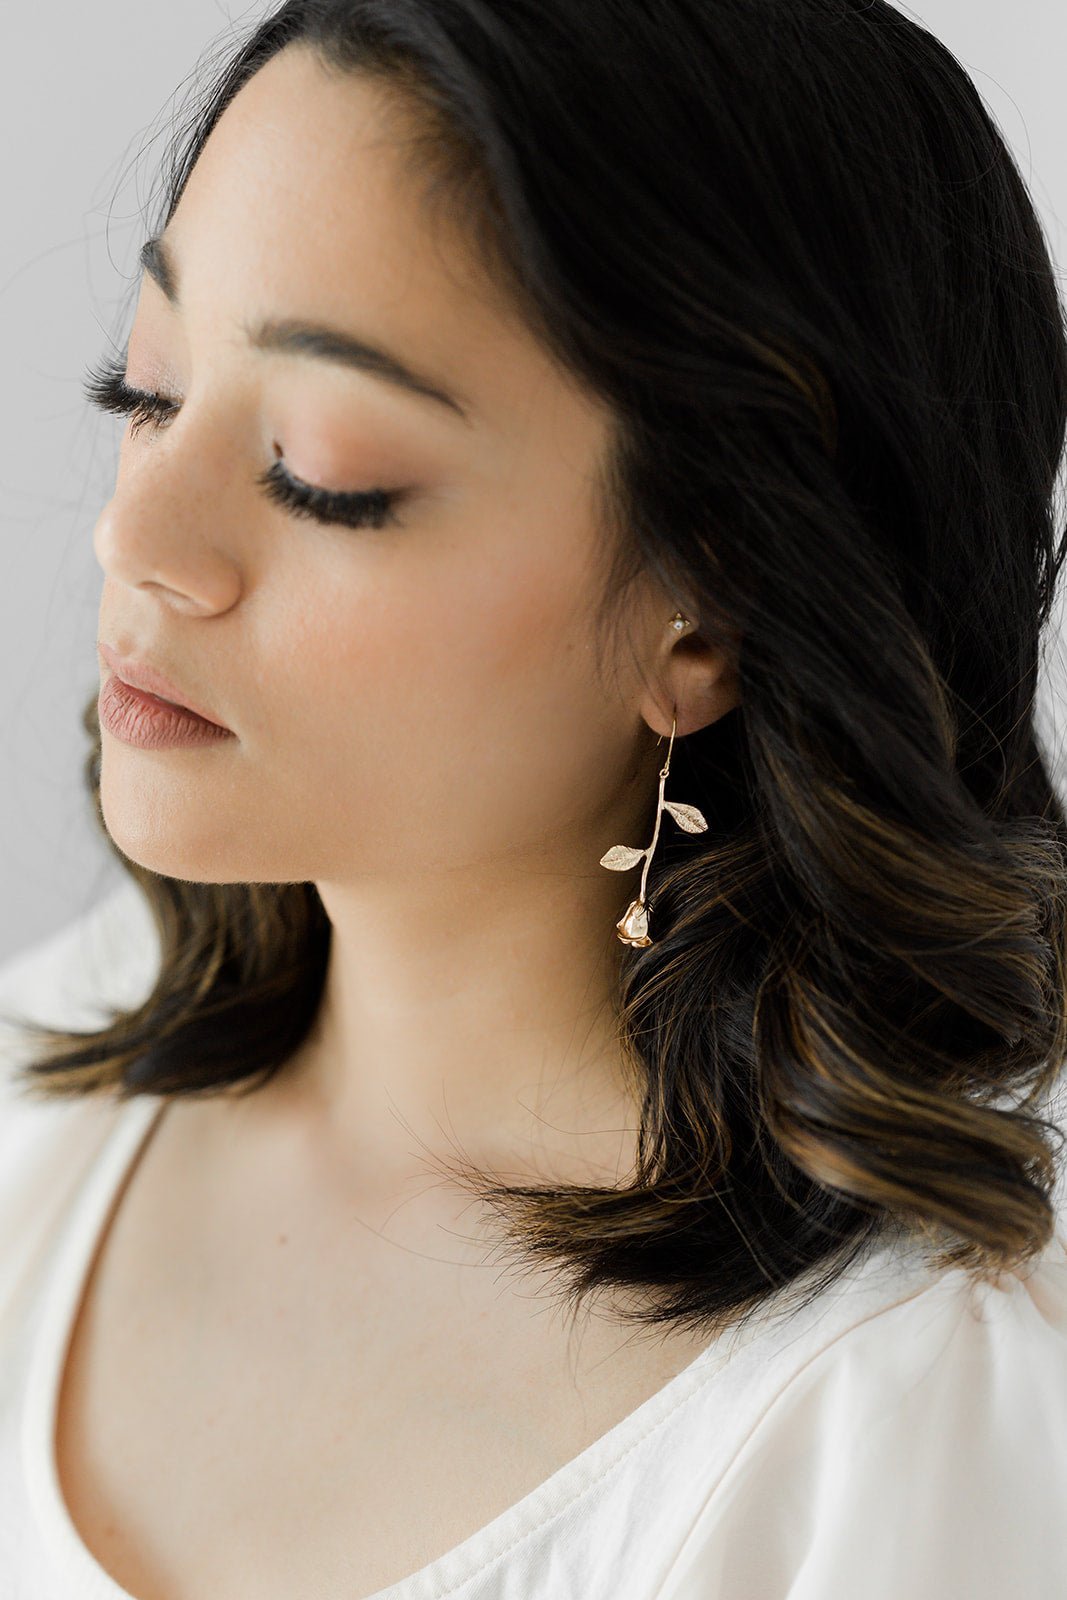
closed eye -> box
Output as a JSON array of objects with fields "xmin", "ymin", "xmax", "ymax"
[{"xmin": 81, "ymin": 352, "xmax": 407, "ymax": 531}]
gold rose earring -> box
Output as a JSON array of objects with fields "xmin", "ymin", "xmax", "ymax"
[{"xmin": 599, "ymin": 612, "xmax": 709, "ymax": 948}]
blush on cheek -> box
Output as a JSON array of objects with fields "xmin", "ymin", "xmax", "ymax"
[
  {"xmin": 458, "ymin": 551, "xmax": 581, "ymax": 673},
  {"xmin": 496, "ymin": 590, "xmax": 586, "ymax": 685}
]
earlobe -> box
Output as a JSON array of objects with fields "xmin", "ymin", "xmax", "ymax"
[
  {"xmin": 633, "ymin": 607, "xmax": 741, "ymax": 738},
  {"xmin": 654, "ymin": 618, "xmax": 741, "ymax": 739}
]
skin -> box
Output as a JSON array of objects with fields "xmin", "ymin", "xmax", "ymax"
[{"xmin": 93, "ymin": 41, "xmax": 741, "ymax": 1220}]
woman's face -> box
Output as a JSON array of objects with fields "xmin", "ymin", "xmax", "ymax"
[{"xmin": 94, "ymin": 44, "xmax": 677, "ymax": 892}]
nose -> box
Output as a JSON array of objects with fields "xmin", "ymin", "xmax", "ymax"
[{"xmin": 91, "ymin": 433, "xmax": 243, "ymax": 616}]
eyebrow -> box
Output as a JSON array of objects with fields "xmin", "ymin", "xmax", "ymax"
[{"xmin": 138, "ymin": 234, "xmax": 474, "ymax": 428}]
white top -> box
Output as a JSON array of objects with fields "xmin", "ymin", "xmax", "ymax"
[{"xmin": 0, "ymin": 881, "xmax": 1065, "ymax": 1599}]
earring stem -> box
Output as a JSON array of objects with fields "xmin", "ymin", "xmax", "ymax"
[{"xmin": 639, "ymin": 723, "xmax": 674, "ymax": 903}]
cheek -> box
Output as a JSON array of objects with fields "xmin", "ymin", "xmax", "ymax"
[
  {"xmin": 399, "ymin": 536, "xmax": 588, "ymax": 718},
  {"xmin": 252, "ymin": 490, "xmax": 614, "ymax": 859},
  {"xmin": 324, "ymin": 512, "xmax": 587, "ymax": 703}
]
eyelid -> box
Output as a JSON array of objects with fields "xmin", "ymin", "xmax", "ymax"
[{"xmin": 80, "ymin": 352, "xmax": 408, "ymax": 531}]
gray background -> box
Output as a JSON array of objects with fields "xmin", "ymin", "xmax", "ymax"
[{"xmin": 2, "ymin": 2, "xmax": 1066, "ymax": 964}]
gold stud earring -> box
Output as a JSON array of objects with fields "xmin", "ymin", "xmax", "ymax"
[{"xmin": 599, "ymin": 617, "xmax": 709, "ymax": 948}]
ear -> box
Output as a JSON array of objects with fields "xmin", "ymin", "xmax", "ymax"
[{"xmin": 637, "ymin": 603, "xmax": 742, "ymax": 740}]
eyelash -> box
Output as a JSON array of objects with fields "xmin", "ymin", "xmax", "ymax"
[{"xmin": 80, "ymin": 353, "xmax": 405, "ymax": 531}]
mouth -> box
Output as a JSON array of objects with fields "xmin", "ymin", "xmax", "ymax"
[
  {"xmin": 97, "ymin": 671, "xmax": 236, "ymax": 748},
  {"xmin": 116, "ymin": 678, "xmax": 212, "ymax": 720},
  {"xmin": 97, "ymin": 641, "xmax": 231, "ymax": 731}
]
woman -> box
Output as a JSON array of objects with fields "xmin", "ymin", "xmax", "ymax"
[{"xmin": 1, "ymin": 0, "xmax": 1065, "ymax": 1595}]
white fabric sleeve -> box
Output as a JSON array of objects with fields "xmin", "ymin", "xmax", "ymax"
[{"xmin": 654, "ymin": 1225, "xmax": 1067, "ymax": 1599}]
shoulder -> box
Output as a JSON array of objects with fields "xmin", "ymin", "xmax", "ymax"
[
  {"xmin": 0, "ymin": 874, "xmax": 161, "ymax": 1144},
  {"xmin": 0, "ymin": 878, "xmax": 159, "ymax": 1069},
  {"xmin": 0, "ymin": 882, "xmax": 161, "ymax": 1335},
  {"xmin": 657, "ymin": 1172, "xmax": 1067, "ymax": 1597}
]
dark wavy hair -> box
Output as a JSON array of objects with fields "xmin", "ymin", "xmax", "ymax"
[{"xmin": 8, "ymin": 0, "xmax": 1067, "ymax": 1344}]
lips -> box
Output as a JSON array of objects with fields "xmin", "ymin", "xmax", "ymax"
[{"xmin": 97, "ymin": 642, "xmax": 231, "ymax": 730}]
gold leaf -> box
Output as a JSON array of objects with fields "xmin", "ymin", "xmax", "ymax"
[
  {"xmin": 663, "ymin": 800, "xmax": 708, "ymax": 833},
  {"xmin": 599, "ymin": 844, "xmax": 646, "ymax": 870}
]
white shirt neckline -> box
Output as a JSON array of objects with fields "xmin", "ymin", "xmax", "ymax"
[{"xmin": 18, "ymin": 1088, "xmax": 751, "ymax": 1600}]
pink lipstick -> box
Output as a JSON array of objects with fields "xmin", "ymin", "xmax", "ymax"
[
  {"xmin": 98, "ymin": 673, "xmax": 236, "ymax": 749},
  {"xmin": 97, "ymin": 641, "xmax": 235, "ymax": 750}
]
